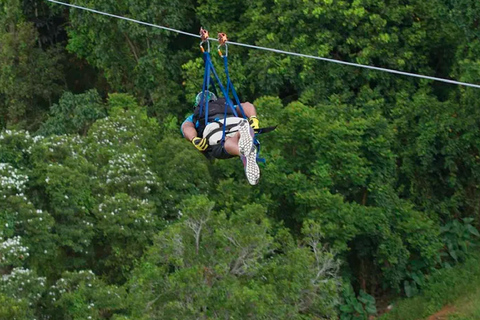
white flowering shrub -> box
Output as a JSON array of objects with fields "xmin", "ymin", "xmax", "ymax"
[
  {"xmin": 0, "ymin": 163, "xmax": 28, "ymax": 198},
  {"xmin": 93, "ymin": 194, "xmax": 161, "ymax": 279},
  {"xmin": 0, "ymin": 236, "xmax": 29, "ymax": 267},
  {"xmin": 0, "ymin": 164, "xmax": 31, "ymax": 241},
  {"xmin": 46, "ymin": 270, "xmax": 125, "ymax": 320},
  {"xmin": 0, "ymin": 195, "xmax": 56, "ymax": 271},
  {"xmin": 0, "ymin": 156, "xmax": 56, "ymax": 274},
  {"xmin": 0, "ymin": 268, "xmax": 47, "ymax": 307},
  {"xmin": 90, "ymin": 118, "xmax": 141, "ymax": 148},
  {"xmin": 33, "ymin": 135, "xmax": 84, "ymax": 164},
  {"xmin": 27, "ymin": 135, "xmax": 96, "ymax": 257},
  {"xmin": 49, "ymin": 270, "xmax": 97, "ymax": 301},
  {"xmin": 95, "ymin": 194, "xmax": 159, "ymax": 237},
  {"xmin": 0, "ymin": 130, "xmax": 35, "ymax": 166},
  {"xmin": 103, "ymin": 150, "xmax": 160, "ymax": 196},
  {"xmin": 85, "ymin": 94, "xmax": 159, "ymax": 167}
]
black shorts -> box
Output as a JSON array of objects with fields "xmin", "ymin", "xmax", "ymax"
[{"xmin": 205, "ymin": 144, "xmax": 235, "ymax": 160}]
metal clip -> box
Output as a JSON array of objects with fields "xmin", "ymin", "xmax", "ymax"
[
  {"xmin": 199, "ymin": 27, "xmax": 210, "ymax": 52},
  {"xmin": 217, "ymin": 32, "xmax": 228, "ymax": 57}
]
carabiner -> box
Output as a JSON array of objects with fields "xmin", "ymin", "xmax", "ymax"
[
  {"xmin": 200, "ymin": 27, "xmax": 210, "ymax": 52},
  {"xmin": 217, "ymin": 32, "xmax": 228, "ymax": 57}
]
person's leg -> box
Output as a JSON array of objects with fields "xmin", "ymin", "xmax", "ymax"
[
  {"xmin": 206, "ymin": 144, "xmax": 236, "ymax": 160},
  {"xmin": 236, "ymin": 120, "xmax": 260, "ymax": 185},
  {"xmin": 223, "ymin": 134, "xmax": 241, "ymax": 156},
  {"xmin": 213, "ymin": 117, "xmax": 248, "ymax": 156},
  {"xmin": 213, "ymin": 120, "xmax": 260, "ymax": 185}
]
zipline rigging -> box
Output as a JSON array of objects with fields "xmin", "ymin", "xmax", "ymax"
[
  {"xmin": 180, "ymin": 28, "xmax": 269, "ymax": 185},
  {"xmin": 46, "ymin": 0, "xmax": 480, "ymax": 89},
  {"xmin": 196, "ymin": 29, "xmax": 271, "ymax": 169}
]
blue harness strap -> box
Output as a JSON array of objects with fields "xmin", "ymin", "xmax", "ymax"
[
  {"xmin": 199, "ymin": 52, "xmax": 212, "ymax": 125},
  {"xmin": 222, "ymin": 55, "xmax": 246, "ymax": 119},
  {"xmin": 205, "ymin": 54, "xmax": 238, "ymax": 116},
  {"xmin": 221, "ymin": 54, "xmax": 265, "ymax": 162}
]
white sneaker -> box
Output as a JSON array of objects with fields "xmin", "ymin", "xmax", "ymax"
[{"xmin": 238, "ymin": 120, "xmax": 260, "ymax": 185}]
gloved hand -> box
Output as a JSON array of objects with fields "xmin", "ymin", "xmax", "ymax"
[
  {"xmin": 191, "ymin": 137, "xmax": 208, "ymax": 151},
  {"xmin": 249, "ymin": 116, "xmax": 259, "ymax": 131}
]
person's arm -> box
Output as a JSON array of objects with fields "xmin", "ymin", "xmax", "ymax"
[
  {"xmin": 181, "ymin": 120, "xmax": 198, "ymax": 142},
  {"xmin": 240, "ymin": 102, "xmax": 257, "ymax": 118},
  {"xmin": 181, "ymin": 117, "xmax": 208, "ymax": 151},
  {"xmin": 240, "ymin": 102, "xmax": 259, "ymax": 130}
]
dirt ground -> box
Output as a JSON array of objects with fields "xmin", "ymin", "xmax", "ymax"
[{"xmin": 426, "ymin": 305, "xmax": 456, "ymax": 320}]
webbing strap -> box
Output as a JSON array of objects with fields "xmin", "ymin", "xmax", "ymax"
[
  {"xmin": 199, "ymin": 54, "xmax": 208, "ymax": 119},
  {"xmin": 254, "ymin": 139, "xmax": 265, "ymax": 163},
  {"xmin": 204, "ymin": 122, "xmax": 239, "ymax": 144},
  {"xmin": 204, "ymin": 54, "xmax": 212, "ymax": 125},
  {"xmin": 200, "ymin": 52, "xmax": 213, "ymax": 125},
  {"xmin": 206, "ymin": 55, "xmax": 238, "ymax": 115},
  {"xmin": 219, "ymin": 55, "xmax": 247, "ymax": 145},
  {"xmin": 223, "ymin": 56, "xmax": 246, "ymax": 119},
  {"xmin": 221, "ymin": 100, "xmax": 229, "ymax": 145}
]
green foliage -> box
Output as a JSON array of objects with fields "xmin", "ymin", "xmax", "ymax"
[
  {"xmin": 380, "ymin": 252, "xmax": 480, "ymax": 320},
  {"xmin": 0, "ymin": 129, "xmax": 35, "ymax": 167},
  {"xmin": 0, "ymin": 0, "xmax": 64, "ymax": 129},
  {"xmin": 0, "ymin": 292, "xmax": 31, "ymax": 319},
  {"xmin": 92, "ymin": 193, "xmax": 162, "ymax": 281},
  {"xmin": 340, "ymin": 284, "xmax": 377, "ymax": 320},
  {"xmin": 254, "ymin": 95, "xmax": 443, "ymax": 292},
  {"xmin": 124, "ymin": 196, "xmax": 341, "ymax": 319},
  {"xmin": 447, "ymin": 287, "xmax": 480, "ymax": 320},
  {"xmin": 194, "ymin": 0, "xmax": 457, "ymax": 102},
  {"xmin": 2, "ymin": 0, "xmax": 480, "ymax": 318},
  {"xmin": 39, "ymin": 89, "xmax": 106, "ymax": 136},
  {"xmin": 66, "ymin": 0, "xmax": 196, "ymax": 119},
  {"xmin": 45, "ymin": 270, "xmax": 126, "ymax": 320},
  {"xmin": 440, "ymin": 218, "xmax": 480, "ymax": 266},
  {"xmin": 393, "ymin": 90, "xmax": 480, "ymax": 218}
]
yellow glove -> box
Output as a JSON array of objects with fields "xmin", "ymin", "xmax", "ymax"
[
  {"xmin": 249, "ymin": 116, "xmax": 259, "ymax": 131},
  {"xmin": 191, "ymin": 137, "xmax": 208, "ymax": 151}
]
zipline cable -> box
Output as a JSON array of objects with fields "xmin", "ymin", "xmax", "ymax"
[
  {"xmin": 46, "ymin": 0, "xmax": 480, "ymax": 89},
  {"xmin": 46, "ymin": 0, "xmax": 200, "ymax": 38}
]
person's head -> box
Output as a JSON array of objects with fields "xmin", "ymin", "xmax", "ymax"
[{"xmin": 194, "ymin": 90, "xmax": 217, "ymax": 107}]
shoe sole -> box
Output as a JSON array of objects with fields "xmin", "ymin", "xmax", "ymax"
[
  {"xmin": 238, "ymin": 120, "xmax": 253, "ymax": 156},
  {"xmin": 238, "ymin": 120, "xmax": 260, "ymax": 185},
  {"xmin": 244, "ymin": 147, "xmax": 260, "ymax": 185}
]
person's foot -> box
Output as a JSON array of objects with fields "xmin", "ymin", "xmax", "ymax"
[{"xmin": 238, "ymin": 120, "xmax": 260, "ymax": 185}]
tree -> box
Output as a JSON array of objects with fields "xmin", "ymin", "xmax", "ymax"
[
  {"xmin": 0, "ymin": 0, "xmax": 64, "ymax": 129},
  {"xmin": 38, "ymin": 89, "xmax": 106, "ymax": 136},
  {"xmin": 66, "ymin": 0, "xmax": 197, "ymax": 119},
  {"xmin": 124, "ymin": 195, "xmax": 341, "ymax": 319}
]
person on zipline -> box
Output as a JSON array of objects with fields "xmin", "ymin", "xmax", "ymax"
[{"xmin": 181, "ymin": 91, "xmax": 260, "ymax": 185}]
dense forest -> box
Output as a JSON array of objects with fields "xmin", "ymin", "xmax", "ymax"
[{"xmin": 1, "ymin": 0, "xmax": 480, "ymax": 319}]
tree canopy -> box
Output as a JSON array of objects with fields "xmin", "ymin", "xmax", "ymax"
[{"xmin": 1, "ymin": 0, "xmax": 480, "ymax": 319}]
